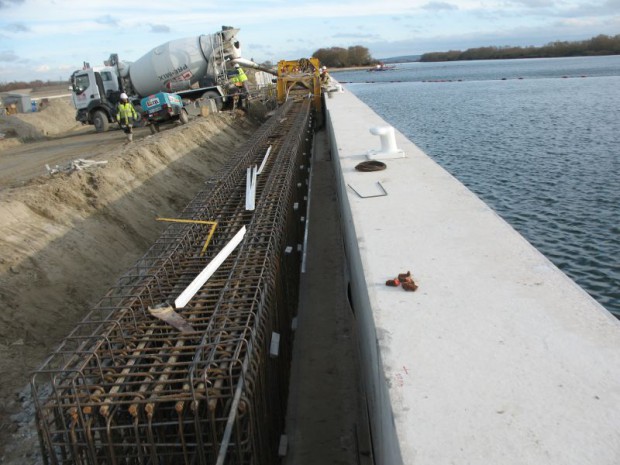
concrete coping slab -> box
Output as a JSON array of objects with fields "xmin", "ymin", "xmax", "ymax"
[{"xmin": 324, "ymin": 83, "xmax": 620, "ymax": 465}]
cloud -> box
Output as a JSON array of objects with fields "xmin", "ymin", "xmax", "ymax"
[
  {"xmin": 421, "ymin": 2, "xmax": 459, "ymax": 11},
  {"xmin": 505, "ymin": 0, "xmax": 557, "ymax": 7},
  {"xmin": 247, "ymin": 43, "xmax": 272, "ymax": 51},
  {"xmin": 7, "ymin": 23, "xmax": 30, "ymax": 32},
  {"xmin": 332, "ymin": 32, "xmax": 382, "ymax": 39},
  {"xmin": 57, "ymin": 64, "xmax": 75, "ymax": 72},
  {"xmin": 95, "ymin": 15, "xmax": 118, "ymax": 26},
  {"xmin": 35, "ymin": 64, "xmax": 51, "ymax": 72},
  {"xmin": 481, "ymin": 0, "xmax": 619, "ymax": 19},
  {"xmin": 150, "ymin": 24, "xmax": 171, "ymax": 33},
  {"xmin": 557, "ymin": 0, "xmax": 620, "ymax": 17},
  {"xmin": 0, "ymin": 50, "xmax": 20, "ymax": 62},
  {"xmin": 0, "ymin": 0, "xmax": 24, "ymax": 8}
]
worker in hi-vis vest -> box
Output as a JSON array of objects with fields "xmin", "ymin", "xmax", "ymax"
[
  {"xmin": 234, "ymin": 64, "xmax": 249, "ymax": 93},
  {"xmin": 116, "ymin": 93, "xmax": 139, "ymax": 142}
]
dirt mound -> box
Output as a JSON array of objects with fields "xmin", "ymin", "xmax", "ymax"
[
  {"xmin": 0, "ymin": 98, "xmax": 80, "ymax": 142},
  {"xmin": 0, "ymin": 113, "xmax": 259, "ymax": 462}
]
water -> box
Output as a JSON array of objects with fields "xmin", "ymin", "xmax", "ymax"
[{"xmin": 334, "ymin": 56, "xmax": 620, "ymax": 316}]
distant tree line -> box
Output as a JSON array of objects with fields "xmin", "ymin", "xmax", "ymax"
[
  {"xmin": 420, "ymin": 34, "xmax": 620, "ymax": 62},
  {"xmin": 312, "ymin": 46, "xmax": 374, "ymax": 67},
  {"xmin": 0, "ymin": 79, "xmax": 65, "ymax": 92}
]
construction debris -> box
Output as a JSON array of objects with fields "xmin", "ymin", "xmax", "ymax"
[
  {"xmin": 45, "ymin": 158, "xmax": 108, "ymax": 175},
  {"xmin": 148, "ymin": 304, "xmax": 197, "ymax": 333}
]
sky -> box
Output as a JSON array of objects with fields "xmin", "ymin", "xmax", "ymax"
[{"xmin": 0, "ymin": 0, "xmax": 618, "ymax": 82}]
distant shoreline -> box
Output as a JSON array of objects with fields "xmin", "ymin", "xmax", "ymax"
[
  {"xmin": 420, "ymin": 52, "xmax": 620, "ymax": 62},
  {"xmin": 420, "ymin": 35, "xmax": 620, "ymax": 62},
  {"xmin": 327, "ymin": 53, "xmax": 620, "ymax": 71}
]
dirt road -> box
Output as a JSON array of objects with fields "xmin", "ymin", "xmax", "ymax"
[{"xmin": 0, "ymin": 124, "xmax": 172, "ymax": 189}]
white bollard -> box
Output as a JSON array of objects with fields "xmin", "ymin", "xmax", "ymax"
[{"xmin": 367, "ymin": 126, "xmax": 405, "ymax": 160}]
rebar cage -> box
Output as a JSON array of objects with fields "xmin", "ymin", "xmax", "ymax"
[{"xmin": 32, "ymin": 98, "xmax": 313, "ymax": 465}]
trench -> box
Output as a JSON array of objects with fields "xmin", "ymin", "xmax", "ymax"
[
  {"xmin": 2, "ymin": 102, "xmax": 366, "ymax": 465},
  {"xmin": 0, "ymin": 113, "xmax": 259, "ymax": 463},
  {"xmin": 23, "ymin": 100, "xmax": 368, "ymax": 464}
]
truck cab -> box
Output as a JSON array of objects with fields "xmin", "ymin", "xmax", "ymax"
[{"xmin": 71, "ymin": 66, "xmax": 122, "ymax": 132}]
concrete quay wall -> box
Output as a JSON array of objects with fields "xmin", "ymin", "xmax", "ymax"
[{"xmin": 323, "ymin": 87, "xmax": 620, "ymax": 465}]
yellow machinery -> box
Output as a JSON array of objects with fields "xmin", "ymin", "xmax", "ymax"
[{"xmin": 276, "ymin": 58, "xmax": 321, "ymax": 111}]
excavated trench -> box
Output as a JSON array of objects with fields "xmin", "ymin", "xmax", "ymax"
[
  {"xmin": 1, "ymin": 98, "xmax": 363, "ymax": 465},
  {"xmin": 31, "ymin": 99, "xmax": 312, "ymax": 465},
  {"xmin": 0, "ymin": 112, "xmax": 260, "ymax": 463}
]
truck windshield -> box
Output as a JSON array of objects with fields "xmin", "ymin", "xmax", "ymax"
[{"xmin": 72, "ymin": 74, "xmax": 90, "ymax": 95}]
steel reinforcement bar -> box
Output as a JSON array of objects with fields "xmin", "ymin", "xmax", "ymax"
[{"xmin": 32, "ymin": 97, "xmax": 314, "ymax": 465}]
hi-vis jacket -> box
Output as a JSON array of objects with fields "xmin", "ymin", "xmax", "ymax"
[
  {"xmin": 236, "ymin": 67, "xmax": 248, "ymax": 82},
  {"xmin": 116, "ymin": 102, "xmax": 138, "ymax": 125}
]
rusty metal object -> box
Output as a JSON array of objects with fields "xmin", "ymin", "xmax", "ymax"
[
  {"xmin": 386, "ymin": 271, "xmax": 418, "ymax": 291},
  {"xmin": 32, "ymin": 98, "xmax": 313, "ymax": 465},
  {"xmin": 397, "ymin": 271, "xmax": 411, "ymax": 281}
]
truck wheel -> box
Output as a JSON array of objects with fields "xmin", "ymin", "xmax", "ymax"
[
  {"xmin": 93, "ymin": 110, "xmax": 109, "ymax": 133},
  {"xmin": 179, "ymin": 109, "xmax": 189, "ymax": 124},
  {"xmin": 202, "ymin": 91, "xmax": 223, "ymax": 111}
]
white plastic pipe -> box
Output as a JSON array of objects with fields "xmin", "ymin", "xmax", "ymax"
[
  {"xmin": 174, "ymin": 226, "xmax": 246, "ymax": 308},
  {"xmin": 245, "ymin": 165, "xmax": 257, "ymax": 210},
  {"xmin": 257, "ymin": 146, "xmax": 272, "ymax": 175}
]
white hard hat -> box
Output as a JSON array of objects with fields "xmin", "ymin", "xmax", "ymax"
[
  {"xmin": 234, "ymin": 64, "xmax": 240, "ymax": 68},
  {"xmin": 120, "ymin": 92, "xmax": 128, "ymax": 100},
  {"xmin": 321, "ymin": 66, "xmax": 327, "ymax": 71}
]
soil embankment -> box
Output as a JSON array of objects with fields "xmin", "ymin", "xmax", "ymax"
[
  {"xmin": 0, "ymin": 97, "xmax": 81, "ymax": 143},
  {"xmin": 14, "ymin": 98, "xmax": 80, "ymax": 137},
  {"xmin": 0, "ymin": 111, "xmax": 259, "ymax": 462}
]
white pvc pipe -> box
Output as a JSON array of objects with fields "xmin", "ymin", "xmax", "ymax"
[
  {"xmin": 257, "ymin": 146, "xmax": 272, "ymax": 175},
  {"xmin": 245, "ymin": 165, "xmax": 257, "ymax": 210},
  {"xmin": 174, "ymin": 226, "xmax": 247, "ymax": 308}
]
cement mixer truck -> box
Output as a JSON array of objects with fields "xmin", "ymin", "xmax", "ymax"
[{"xmin": 70, "ymin": 26, "xmax": 244, "ymax": 132}]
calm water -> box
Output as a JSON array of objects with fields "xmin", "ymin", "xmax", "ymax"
[{"xmin": 334, "ymin": 56, "xmax": 620, "ymax": 316}]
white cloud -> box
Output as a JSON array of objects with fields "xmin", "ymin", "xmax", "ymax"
[
  {"xmin": 0, "ymin": 50, "xmax": 20, "ymax": 62},
  {"xmin": 7, "ymin": 22, "xmax": 29, "ymax": 32},
  {"xmin": 149, "ymin": 24, "xmax": 171, "ymax": 33},
  {"xmin": 95, "ymin": 15, "xmax": 118, "ymax": 26},
  {"xmin": 421, "ymin": 2, "xmax": 459, "ymax": 11},
  {"xmin": 0, "ymin": 0, "xmax": 25, "ymax": 8},
  {"xmin": 505, "ymin": 0, "xmax": 557, "ymax": 7},
  {"xmin": 35, "ymin": 64, "xmax": 50, "ymax": 72},
  {"xmin": 332, "ymin": 32, "xmax": 382, "ymax": 40}
]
